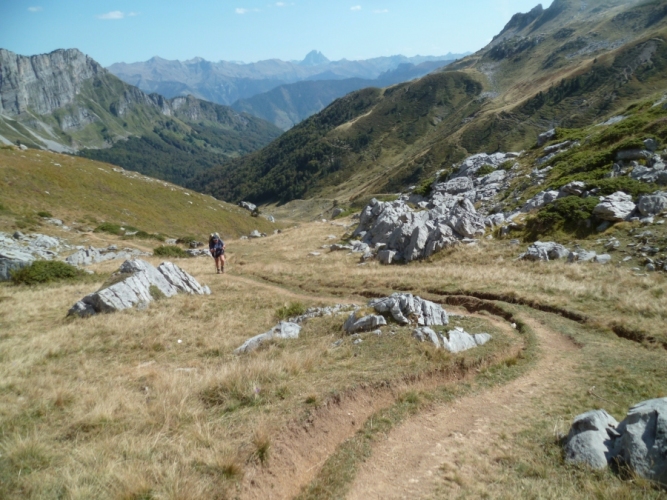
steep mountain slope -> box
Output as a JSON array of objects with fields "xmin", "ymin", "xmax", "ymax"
[
  {"xmin": 0, "ymin": 146, "xmax": 275, "ymax": 238},
  {"xmin": 0, "ymin": 48, "xmax": 282, "ymax": 185},
  {"xmin": 231, "ymin": 59, "xmax": 455, "ymax": 130},
  {"xmin": 108, "ymin": 52, "xmax": 467, "ymax": 106},
  {"xmin": 192, "ymin": 0, "xmax": 667, "ymax": 205}
]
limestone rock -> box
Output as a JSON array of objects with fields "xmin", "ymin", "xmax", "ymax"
[
  {"xmin": 637, "ymin": 192, "xmax": 667, "ymax": 216},
  {"xmin": 522, "ymin": 190, "xmax": 560, "ymax": 212},
  {"xmin": 68, "ymin": 259, "xmax": 209, "ymax": 317},
  {"xmin": 412, "ymin": 327, "xmax": 441, "ymax": 348},
  {"xmin": 234, "ymin": 322, "xmax": 301, "ymax": 354},
  {"xmin": 613, "ymin": 398, "xmax": 667, "ymax": 484},
  {"xmin": 343, "ymin": 312, "xmax": 387, "ymax": 334},
  {"xmin": 564, "ymin": 409, "xmax": 619, "ymax": 469},
  {"xmin": 520, "ymin": 241, "xmax": 570, "ymax": 261},
  {"xmin": 593, "ymin": 192, "xmax": 636, "ymax": 221},
  {"xmin": 537, "ymin": 129, "xmax": 556, "ymax": 147},
  {"xmin": 239, "ymin": 201, "xmax": 257, "ymax": 212},
  {"xmin": 560, "ymin": 181, "xmax": 586, "ymax": 197},
  {"xmin": 443, "ymin": 327, "xmax": 479, "ymax": 353},
  {"xmin": 369, "ymin": 293, "xmax": 448, "ymax": 326}
]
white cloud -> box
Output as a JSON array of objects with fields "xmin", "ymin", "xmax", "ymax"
[
  {"xmin": 373, "ymin": 9, "xmax": 388, "ymax": 13},
  {"xmin": 236, "ymin": 8, "xmax": 249, "ymax": 14},
  {"xmin": 28, "ymin": 6, "xmax": 42, "ymax": 12},
  {"xmin": 97, "ymin": 10, "xmax": 125, "ymax": 20},
  {"xmin": 351, "ymin": 5, "xmax": 361, "ymax": 11}
]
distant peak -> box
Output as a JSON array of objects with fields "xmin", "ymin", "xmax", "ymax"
[{"xmin": 300, "ymin": 50, "xmax": 330, "ymax": 66}]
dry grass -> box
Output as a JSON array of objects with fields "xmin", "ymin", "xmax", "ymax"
[
  {"xmin": 0, "ymin": 223, "xmax": 515, "ymax": 499},
  {"xmin": 1, "ymin": 216, "xmax": 666, "ymax": 498}
]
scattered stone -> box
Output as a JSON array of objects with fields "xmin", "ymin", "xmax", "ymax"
[
  {"xmin": 413, "ymin": 327, "xmax": 441, "ymax": 348},
  {"xmin": 249, "ymin": 230, "xmax": 266, "ymax": 238},
  {"xmin": 519, "ymin": 241, "xmax": 570, "ymax": 261},
  {"xmin": 521, "ymin": 190, "xmax": 560, "ymax": 212},
  {"xmin": 267, "ymin": 215, "xmax": 275, "ymax": 223},
  {"xmin": 331, "ymin": 339, "xmax": 343, "ymax": 348},
  {"xmin": 68, "ymin": 259, "xmax": 210, "ymax": 317},
  {"xmin": 332, "ymin": 207, "xmax": 344, "ymax": 218},
  {"xmin": 353, "ymin": 338, "xmax": 363, "ymax": 345},
  {"xmin": 308, "ymin": 252, "xmax": 321, "ymax": 257},
  {"xmin": 637, "ymin": 192, "xmax": 667, "ymax": 216},
  {"xmin": 239, "ymin": 201, "xmax": 257, "ymax": 212},
  {"xmin": 560, "ymin": 181, "xmax": 586, "ymax": 197},
  {"xmin": 234, "ymin": 322, "xmax": 301, "ymax": 354}
]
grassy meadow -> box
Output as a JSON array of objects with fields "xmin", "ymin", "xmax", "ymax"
[{"xmin": 0, "ymin": 214, "xmax": 666, "ymax": 498}]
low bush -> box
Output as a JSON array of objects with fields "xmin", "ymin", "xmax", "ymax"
[
  {"xmin": 95, "ymin": 222, "xmax": 123, "ymax": 235},
  {"xmin": 413, "ymin": 178, "xmax": 434, "ymax": 197},
  {"xmin": 525, "ymin": 196, "xmax": 600, "ymax": 240},
  {"xmin": 11, "ymin": 261, "xmax": 87, "ymax": 286},
  {"xmin": 36, "ymin": 211, "xmax": 53, "ymax": 218},
  {"xmin": 153, "ymin": 245, "xmax": 189, "ymax": 258},
  {"xmin": 475, "ymin": 164, "xmax": 496, "ymax": 177},
  {"xmin": 276, "ymin": 302, "xmax": 306, "ymax": 320}
]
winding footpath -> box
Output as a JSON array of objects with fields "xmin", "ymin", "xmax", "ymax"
[{"xmin": 346, "ymin": 315, "xmax": 580, "ymax": 499}]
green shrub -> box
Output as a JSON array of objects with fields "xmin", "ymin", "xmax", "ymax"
[
  {"xmin": 132, "ymin": 230, "xmax": 165, "ymax": 242},
  {"xmin": 153, "ymin": 245, "xmax": 189, "ymax": 258},
  {"xmin": 95, "ymin": 222, "xmax": 123, "ymax": 235},
  {"xmin": 276, "ymin": 302, "xmax": 306, "ymax": 320},
  {"xmin": 413, "ymin": 178, "xmax": 434, "ymax": 197},
  {"xmin": 36, "ymin": 211, "xmax": 53, "ymax": 218},
  {"xmin": 587, "ymin": 178, "xmax": 657, "ymax": 199},
  {"xmin": 176, "ymin": 236, "xmax": 198, "ymax": 246},
  {"xmin": 525, "ymin": 196, "xmax": 599, "ymax": 239},
  {"xmin": 11, "ymin": 261, "xmax": 87, "ymax": 286},
  {"xmin": 499, "ymin": 160, "xmax": 515, "ymax": 171},
  {"xmin": 475, "ymin": 164, "xmax": 496, "ymax": 177}
]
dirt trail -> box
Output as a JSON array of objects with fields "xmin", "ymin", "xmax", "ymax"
[
  {"xmin": 238, "ymin": 306, "xmax": 518, "ymax": 500},
  {"xmin": 346, "ymin": 314, "xmax": 580, "ymax": 500}
]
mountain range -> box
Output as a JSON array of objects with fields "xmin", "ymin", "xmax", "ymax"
[
  {"xmin": 191, "ymin": 0, "xmax": 667, "ymax": 205},
  {"xmin": 107, "ymin": 51, "xmax": 467, "ymax": 106},
  {"xmin": 0, "ymin": 48, "xmax": 282, "ymax": 184}
]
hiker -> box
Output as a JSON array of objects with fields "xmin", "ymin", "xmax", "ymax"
[{"xmin": 209, "ymin": 233, "xmax": 226, "ymax": 273}]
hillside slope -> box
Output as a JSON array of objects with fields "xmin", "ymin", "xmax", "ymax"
[
  {"xmin": 193, "ymin": 0, "xmax": 667, "ymax": 205},
  {"xmin": 0, "ymin": 48, "xmax": 282, "ymax": 185},
  {"xmin": 0, "ymin": 146, "xmax": 274, "ymax": 239},
  {"xmin": 231, "ymin": 59, "xmax": 455, "ymax": 130}
]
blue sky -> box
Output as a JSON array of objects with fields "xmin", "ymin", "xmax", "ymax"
[{"xmin": 1, "ymin": 1, "xmax": 553, "ymax": 66}]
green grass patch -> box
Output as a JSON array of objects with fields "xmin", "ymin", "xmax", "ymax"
[
  {"xmin": 276, "ymin": 302, "xmax": 307, "ymax": 320},
  {"xmin": 525, "ymin": 196, "xmax": 599, "ymax": 240},
  {"xmin": 95, "ymin": 222, "xmax": 124, "ymax": 235},
  {"xmin": 11, "ymin": 261, "xmax": 88, "ymax": 286},
  {"xmin": 36, "ymin": 210, "xmax": 53, "ymax": 218},
  {"xmin": 153, "ymin": 245, "xmax": 189, "ymax": 258}
]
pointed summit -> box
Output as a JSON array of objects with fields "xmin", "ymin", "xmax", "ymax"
[{"xmin": 300, "ymin": 50, "xmax": 330, "ymax": 66}]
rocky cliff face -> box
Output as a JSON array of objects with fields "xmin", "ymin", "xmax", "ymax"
[{"xmin": 0, "ymin": 48, "xmax": 103, "ymax": 116}]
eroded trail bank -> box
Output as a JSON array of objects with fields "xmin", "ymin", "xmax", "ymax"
[{"xmin": 346, "ymin": 315, "xmax": 580, "ymax": 499}]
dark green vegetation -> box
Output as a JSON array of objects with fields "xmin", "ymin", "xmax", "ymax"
[
  {"xmin": 10, "ymin": 261, "xmax": 88, "ymax": 286},
  {"xmin": 153, "ymin": 245, "xmax": 190, "ymax": 258},
  {"xmin": 95, "ymin": 223, "xmax": 165, "ymax": 241},
  {"xmin": 79, "ymin": 102, "xmax": 282, "ymax": 186},
  {"xmin": 191, "ymin": 0, "xmax": 667, "ymax": 206}
]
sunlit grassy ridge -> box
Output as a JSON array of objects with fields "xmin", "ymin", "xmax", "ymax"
[{"xmin": 0, "ymin": 147, "xmax": 274, "ymax": 239}]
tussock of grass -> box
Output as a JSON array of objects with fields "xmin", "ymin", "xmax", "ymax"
[{"xmin": 276, "ymin": 301, "xmax": 307, "ymax": 320}]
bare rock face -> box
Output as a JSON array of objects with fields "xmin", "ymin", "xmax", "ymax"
[
  {"xmin": 637, "ymin": 192, "xmax": 667, "ymax": 216},
  {"xmin": 0, "ymin": 48, "xmax": 103, "ymax": 117},
  {"xmin": 412, "ymin": 326, "xmax": 492, "ymax": 352},
  {"xmin": 68, "ymin": 259, "xmax": 210, "ymax": 317}
]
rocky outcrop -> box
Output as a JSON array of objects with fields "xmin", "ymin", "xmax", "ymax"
[
  {"xmin": 0, "ymin": 231, "xmax": 66, "ymax": 280},
  {"xmin": 234, "ymin": 322, "xmax": 301, "ymax": 354},
  {"xmin": 239, "ymin": 201, "xmax": 257, "ymax": 212},
  {"xmin": 0, "ymin": 48, "xmax": 103, "ymax": 117},
  {"xmin": 565, "ymin": 398, "xmax": 667, "ymax": 484},
  {"xmin": 369, "ymin": 293, "xmax": 448, "ymax": 326},
  {"xmin": 593, "ymin": 192, "xmax": 636, "ymax": 221},
  {"xmin": 68, "ymin": 259, "xmax": 210, "ymax": 317},
  {"xmin": 65, "ymin": 245, "xmax": 148, "ymax": 266},
  {"xmin": 343, "ymin": 312, "xmax": 387, "ymax": 334}
]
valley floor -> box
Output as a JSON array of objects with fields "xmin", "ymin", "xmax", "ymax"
[{"xmin": 1, "ymin": 218, "xmax": 666, "ymax": 499}]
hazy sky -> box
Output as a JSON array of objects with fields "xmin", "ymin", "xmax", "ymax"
[{"xmin": 1, "ymin": 0, "xmax": 553, "ymax": 66}]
